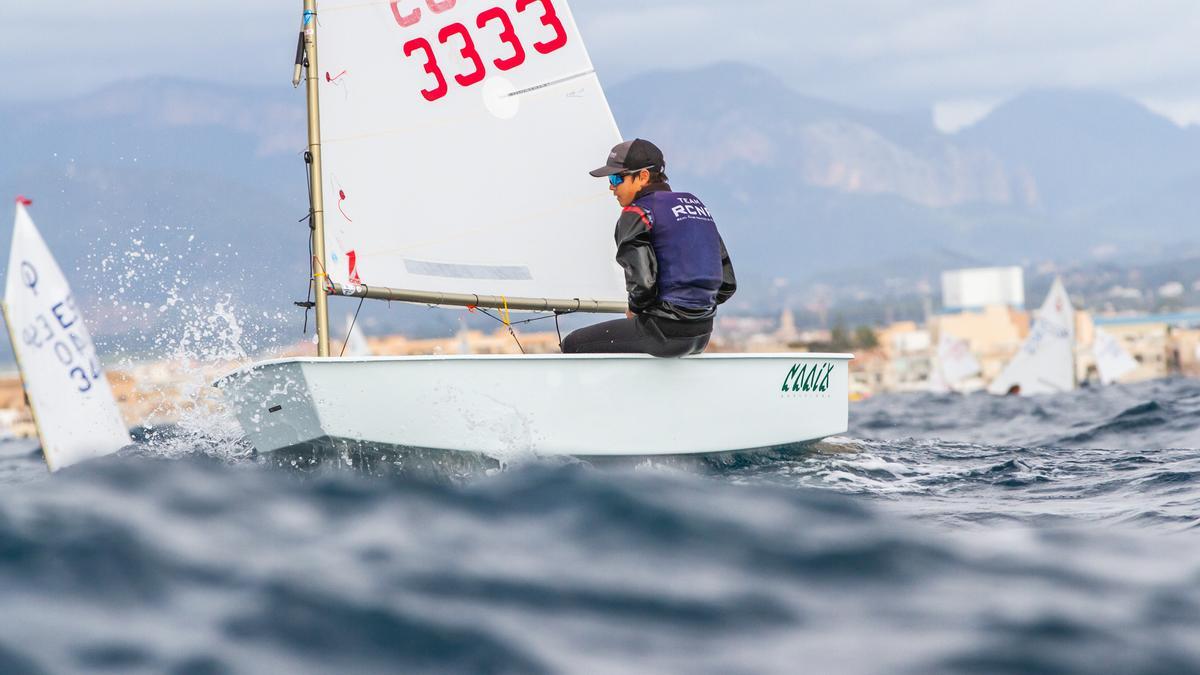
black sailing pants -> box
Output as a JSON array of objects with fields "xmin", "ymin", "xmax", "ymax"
[{"xmin": 560, "ymin": 314, "xmax": 713, "ymax": 358}]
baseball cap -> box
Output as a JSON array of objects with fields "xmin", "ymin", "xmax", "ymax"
[{"xmin": 588, "ymin": 139, "xmax": 666, "ymax": 177}]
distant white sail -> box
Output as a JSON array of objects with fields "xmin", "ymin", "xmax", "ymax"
[
  {"xmin": 3, "ymin": 201, "xmax": 130, "ymax": 471},
  {"xmin": 1093, "ymin": 328, "xmax": 1137, "ymax": 385},
  {"xmin": 936, "ymin": 331, "xmax": 981, "ymax": 389},
  {"xmin": 341, "ymin": 313, "xmax": 372, "ymax": 357},
  {"xmin": 317, "ymin": 0, "xmax": 625, "ymax": 302},
  {"xmin": 988, "ymin": 277, "xmax": 1076, "ymax": 396}
]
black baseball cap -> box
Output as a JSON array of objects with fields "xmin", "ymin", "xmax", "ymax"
[{"xmin": 589, "ymin": 139, "xmax": 666, "ymax": 177}]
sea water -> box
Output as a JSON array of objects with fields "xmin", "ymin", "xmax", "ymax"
[{"xmin": 0, "ymin": 379, "xmax": 1198, "ymax": 674}]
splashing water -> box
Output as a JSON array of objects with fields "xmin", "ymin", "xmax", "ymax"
[{"xmin": 78, "ymin": 221, "xmax": 297, "ymax": 462}]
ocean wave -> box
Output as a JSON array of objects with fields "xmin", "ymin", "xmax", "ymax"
[
  {"xmin": 1, "ymin": 380, "xmax": 1199, "ymax": 672},
  {"xmin": 0, "ymin": 455, "xmax": 1196, "ymax": 673}
]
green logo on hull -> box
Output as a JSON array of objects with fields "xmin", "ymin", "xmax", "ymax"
[{"xmin": 782, "ymin": 362, "xmax": 834, "ymax": 393}]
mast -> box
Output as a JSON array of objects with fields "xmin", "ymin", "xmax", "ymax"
[{"xmin": 300, "ymin": 0, "xmax": 331, "ymax": 357}]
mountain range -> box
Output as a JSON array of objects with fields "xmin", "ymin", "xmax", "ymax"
[
  {"xmin": 1, "ymin": 62, "xmax": 1199, "ymax": 343},
  {"xmin": 610, "ymin": 64, "xmax": 1200, "ymax": 292}
]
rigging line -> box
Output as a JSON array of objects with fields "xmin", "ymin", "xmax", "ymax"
[
  {"xmin": 470, "ymin": 306, "xmax": 527, "ymax": 354},
  {"xmin": 299, "ymin": 154, "xmax": 317, "ymax": 335},
  {"xmin": 468, "ymin": 306, "xmax": 581, "ymax": 355},
  {"xmin": 301, "ymin": 233, "xmax": 314, "ymax": 335},
  {"xmin": 301, "ymin": 154, "xmax": 331, "ymax": 292},
  {"xmin": 339, "ymin": 294, "xmax": 367, "ymax": 358},
  {"xmin": 473, "ymin": 308, "xmax": 574, "ymax": 328},
  {"xmin": 509, "ymin": 327, "xmax": 526, "ymax": 355},
  {"xmin": 500, "ymin": 297, "xmax": 524, "ymax": 354}
]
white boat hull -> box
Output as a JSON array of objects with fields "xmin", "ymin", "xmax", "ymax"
[{"xmin": 214, "ymin": 354, "xmax": 852, "ymax": 460}]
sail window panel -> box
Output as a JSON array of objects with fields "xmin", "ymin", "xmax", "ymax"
[{"xmin": 404, "ymin": 260, "xmax": 533, "ymax": 281}]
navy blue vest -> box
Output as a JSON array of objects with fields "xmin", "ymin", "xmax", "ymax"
[{"xmin": 633, "ymin": 191, "xmax": 724, "ymax": 310}]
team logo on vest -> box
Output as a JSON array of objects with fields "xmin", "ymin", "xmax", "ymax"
[
  {"xmin": 781, "ymin": 362, "xmax": 835, "ymax": 394},
  {"xmin": 670, "ymin": 197, "xmax": 714, "ymax": 222}
]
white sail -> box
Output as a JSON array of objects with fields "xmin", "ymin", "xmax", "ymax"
[
  {"xmin": 341, "ymin": 313, "xmax": 372, "ymax": 356},
  {"xmin": 3, "ymin": 202, "xmax": 130, "ymax": 471},
  {"xmin": 935, "ymin": 331, "xmax": 981, "ymax": 389},
  {"xmin": 1093, "ymin": 328, "xmax": 1137, "ymax": 385},
  {"xmin": 316, "ymin": 0, "xmax": 625, "ymax": 302},
  {"xmin": 987, "ymin": 277, "xmax": 1076, "ymax": 396}
]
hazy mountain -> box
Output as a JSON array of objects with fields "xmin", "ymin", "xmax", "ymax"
[
  {"xmin": 1, "ymin": 64, "xmax": 1198, "ymax": 346},
  {"xmin": 610, "ymin": 63, "xmax": 1028, "ymax": 211},
  {"xmin": 607, "ymin": 64, "xmax": 1200, "ymax": 297},
  {"xmin": 960, "ymin": 89, "xmax": 1200, "ymax": 212}
]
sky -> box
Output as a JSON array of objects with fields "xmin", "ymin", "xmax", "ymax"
[{"xmin": 5, "ymin": 0, "xmax": 1200, "ymax": 132}]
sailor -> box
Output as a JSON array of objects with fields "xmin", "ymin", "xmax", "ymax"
[{"xmin": 562, "ymin": 139, "xmax": 736, "ymax": 357}]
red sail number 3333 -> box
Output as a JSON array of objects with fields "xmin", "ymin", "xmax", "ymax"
[{"xmin": 390, "ymin": 0, "xmax": 569, "ymax": 102}]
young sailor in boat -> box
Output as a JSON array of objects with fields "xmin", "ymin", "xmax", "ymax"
[{"xmin": 562, "ymin": 139, "xmax": 736, "ymax": 357}]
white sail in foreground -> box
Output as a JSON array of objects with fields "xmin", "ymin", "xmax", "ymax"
[
  {"xmin": 317, "ymin": 0, "xmax": 624, "ymax": 302},
  {"xmin": 3, "ymin": 201, "xmax": 130, "ymax": 470},
  {"xmin": 933, "ymin": 331, "xmax": 981, "ymax": 391},
  {"xmin": 987, "ymin": 277, "xmax": 1076, "ymax": 396},
  {"xmin": 1093, "ymin": 329, "xmax": 1138, "ymax": 385}
]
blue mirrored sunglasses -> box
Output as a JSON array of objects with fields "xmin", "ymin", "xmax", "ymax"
[{"xmin": 607, "ymin": 166, "xmax": 653, "ymax": 188}]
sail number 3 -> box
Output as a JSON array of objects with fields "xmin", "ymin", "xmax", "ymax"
[
  {"xmin": 20, "ymin": 294, "xmax": 103, "ymax": 393},
  {"xmin": 395, "ymin": 0, "xmax": 568, "ymax": 102}
]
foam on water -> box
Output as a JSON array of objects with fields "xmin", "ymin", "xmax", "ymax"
[{"xmin": 78, "ymin": 225, "xmax": 295, "ymax": 463}]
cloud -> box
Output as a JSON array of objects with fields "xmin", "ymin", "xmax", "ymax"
[
  {"xmin": 5, "ymin": 2, "xmax": 293, "ymax": 101},
  {"xmin": 5, "ymin": 0, "xmax": 1200, "ymax": 117},
  {"xmin": 573, "ymin": 0, "xmax": 1200, "ymax": 108},
  {"xmin": 933, "ymin": 99, "xmax": 1002, "ymax": 134}
]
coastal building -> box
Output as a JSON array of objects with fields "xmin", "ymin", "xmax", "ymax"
[
  {"xmin": 1090, "ymin": 312, "xmax": 1200, "ymax": 383},
  {"xmin": 932, "ymin": 305, "xmax": 1030, "ymax": 383},
  {"xmin": 941, "ymin": 267, "xmax": 1025, "ymax": 311},
  {"xmin": 875, "ymin": 321, "xmax": 933, "ymax": 392},
  {"xmin": 1170, "ymin": 328, "xmax": 1200, "ymax": 377},
  {"xmin": 0, "ymin": 374, "xmax": 36, "ymax": 438}
]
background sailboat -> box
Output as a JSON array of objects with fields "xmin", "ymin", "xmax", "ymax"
[
  {"xmin": 929, "ymin": 331, "xmax": 982, "ymax": 393},
  {"xmin": 215, "ymin": 0, "xmax": 851, "ymax": 460},
  {"xmin": 1092, "ymin": 328, "xmax": 1138, "ymax": 385},
  {"xmin": 2, "ymin": 199, "xmax": 130, "ymax": 471},
  {"xmin": 987, "ymin": 277, "xmax": 1076, "ymax": 396}
]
